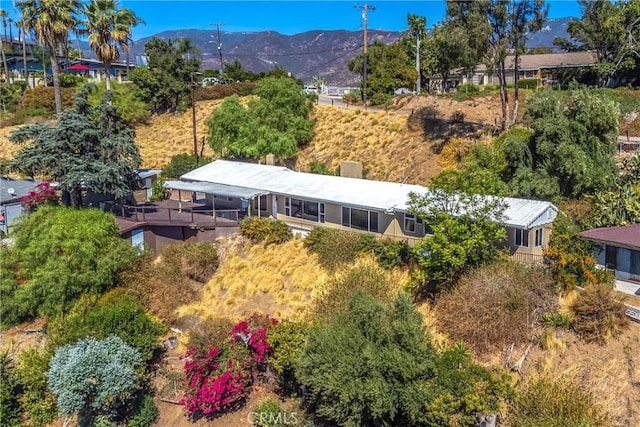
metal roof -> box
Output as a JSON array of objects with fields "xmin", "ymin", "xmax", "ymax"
[
  {"xmin": 135, "ymin": 169, "xmax": 162, "ymax": 180},
  {"xmin": 180, "ymin": 160, "xmax": 558, "ymax": 229},
  {"xmin": 580, "ymin": 224, "xmax": 640, "ymax": 249},
  {"xmin": 181, "ymin": 160, "xmax": 427, "ymax": 212},
  {"xmin": 0, "ymin": 177, "xmax": 40, "ymax": 205},
  {"xmin": 164, "ymin": 179, "xmax": 266, "ymax": 199}
]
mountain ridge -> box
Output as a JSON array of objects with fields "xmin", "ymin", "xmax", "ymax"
[{"xmin": 126, "ymin": 17, "xmax": 573, "ymax": 85}]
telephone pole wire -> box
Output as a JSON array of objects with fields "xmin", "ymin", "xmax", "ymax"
[
  {"xmin": 211, "ymin": 22, "xmax": 226, "ymax": 74},
  {"xmin": 354, "ymin": 4, "xmax": 375, "ymax": 108}
]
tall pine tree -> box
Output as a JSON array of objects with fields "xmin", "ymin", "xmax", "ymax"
[{"xmin": 10, "ymin": 85, "xmax": 141, "ymax": 207}]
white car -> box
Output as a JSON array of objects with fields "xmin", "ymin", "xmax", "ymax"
[{"xmin": 303, "ymin": 85, "xmax": 319, "ymax": 95}]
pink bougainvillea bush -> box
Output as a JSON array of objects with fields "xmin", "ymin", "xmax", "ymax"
[
  {"xmin": 19, "ymin": 181, "xmax": 59, "ymax": 212},
  {"xmin": 180, "ymin": 313, "xmax": 278, "ymax": 418}
]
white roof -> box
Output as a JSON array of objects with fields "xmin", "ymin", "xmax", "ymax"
[
  {"xmin": 181, "ymin": 160, "xmax": 426, "ymax": 212},
  {"xmin": 181, "ymin": 160, "xmax": 557, "ymax": 229}
]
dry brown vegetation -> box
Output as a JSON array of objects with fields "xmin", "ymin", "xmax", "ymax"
[
  {"xmin": 433, "ymin": 262, "xmax": 558, "ymax": 360},
  {"xmin": 176, "ymin": 237, "xmax": 327, "ymax": 322}
]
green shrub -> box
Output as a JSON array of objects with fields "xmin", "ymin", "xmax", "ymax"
[
  {"xmin": 303, "ymin": 227, "xmax": 363, "ymax": 270},
  {"xmin": 58, "ymin": 73, "xmax": 86, "ymax": 88},
  {"xmin": 0, "ymin": 81, "xmax": 27, "ymax": 113},
  {"xmin": 127, "ymin": 395, "xmax": 159, "ymax": 427},
  {"xmin": 508, "ymin": 375, "xmax": 609, "ymax": 426},
  {"xmin": 570, "ymin": 284, "xmax": 628, "ymax": 344},
  {"xmin": 308, "ymin": 161, "xmax": 337, "ymax": 176},
  {"xmin": 0, "ymin": 353, "xmax": 22, "ymax": 427},
  {"xmin": 240, "ymin": 216, "xmax": 293, "ymax": 245},
  {"xmin": 15, "ymin": 349, "xmax": 58, "ymax": 427},
  {"xmin": 482, "ymin": 84, "xmax": 501, "ymax": 92},
  {"xmin": 518, "ymin": 78, "xmax": 540, "ymax": 90},
  {"xmin": 253, "ymin": 398, "xmax": 287, "ymax": 427},
  {"xmin": 304, "ymin": 228, "xmax": 411, "ymax": 270},
  {"xmin": 343, "ymin": 90, "xmax": 361, "ymax": 104},
  {"xmin": 541, "ymin": 311, "xmax": 573, "ymax": 329},
  {"xmin": 370, "ymin": 91, "xmax": 392, "ymax": 107},
  {"xmin": 161, "ymin": 153, "xmax": 213, "ymax": 178},
  {"xmin": 358, "ymin": 234, "xmax": 412, "ymax": 269},
  {"xmin": 87, "ymin": 81, "xmax": 151, "ymax": 124},
  {"xmin": 9, "ymin": 86, "xmax": 75, "ymax": 124},
  {"xmin": 267, "ymin": 321, "xmax": 308, "ymax": 395},
  {"xmin": 457, "ymin": 83, "xmax": 480, "ymax": 95},
  {"xmin": 193, "ymin": 82, "xmax": 256, "ymax": 101},
  {"xmin": 0, "ymin": 205, "xmax": 140, "ymax": 326},
  {"xmin": 46, "ymin": 289, "xmax": 167, "ymax": 363},
  {"xmin": 149, "ymin": 177, "xmax": 170, "ymax": 202}
]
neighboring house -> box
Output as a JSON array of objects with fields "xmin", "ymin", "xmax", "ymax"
[
  {"xmin": 166, "ymin": 160, "xmax": 557, "ymax": 261},
  {"xmin": 580, "ymin": 224, "xmax": 640, "ymax": 283},
  {"xmin": 0, "ymin": 177, "xmax": 39, "ymax": 234},
  {"xmin": 429, "ymin": 51, "xmax": 597, "ymax": 92}
]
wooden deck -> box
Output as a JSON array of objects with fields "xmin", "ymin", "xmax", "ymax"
[{"xmin": 107, "ymin": 200, "xmax": 241, "ymax": 233}]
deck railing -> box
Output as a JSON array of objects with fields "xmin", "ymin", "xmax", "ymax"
[
  {"xmin": 106, "ymin": 202, "xmax": 241, "ymax": 227},
  {"xmin": 511, "ymin": 252, "xmax": 545, "ymax": 265}
]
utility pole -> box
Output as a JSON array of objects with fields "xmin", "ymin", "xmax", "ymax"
[
  {"xmin": 190, "ymin": 72, "xmax": 198, "ymax": 167},
  {"xmin": 354, "ymin": 4, "xmax": 375, "ymax": 107},
  {"xmin": 211, "ymin": 22, "xmax": 226, "ymax": 74},
  {"xmin": 415, "ymin": 29, "xmax": 421, "ymax": 95}
]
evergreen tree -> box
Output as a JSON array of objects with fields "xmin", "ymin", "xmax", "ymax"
[{"xmin": 10, "ymin": 85, "xmax": 141, "ymax": 207}]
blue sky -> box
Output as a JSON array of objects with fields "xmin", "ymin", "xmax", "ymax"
[{"xmin": 4, "ymin": 1, "xmax": 583, "ymax": 40}]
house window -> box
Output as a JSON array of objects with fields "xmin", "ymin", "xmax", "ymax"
[
  {"xmin": 284, "ymin": 197, "xmax": 324, "ymax": 223},
  {"xmin": 214, "ymin": 194, "xmax": 233, "ymax": 202},
  {"xmin": 342, "ymin": 207, "xmax": 378, "ymax": 232},
  {"xmin": 535, "ymin": 228, "xmax": 543, "ymax": 247},
  {"xmin": 404, "ymin": 213, "xmax": 416, "ymax": 232},
  {"xmin": 259, "ymin": 194, "xmax": 268, "ymax": 211},
  {"xmin": 515, "ymin": 228, "xmax": 529, "ymax": 247},
  {"xmin": 403, "ymin": 213, "xmax": 423, "ymax": 233}
]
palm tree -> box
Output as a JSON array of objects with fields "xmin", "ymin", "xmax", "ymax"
[
  {"xmin": 17, "ymin": 0, "xmax": 80, "ymax": 115},
  {"xmin": 0, "ymin": 9, "xmax": 9, "ymax": 84},
  {"xmin": 84, "ymin": 0, "xmax": 143, "ymax": 91},
  {"xmin": 16, "ymin": 17, "xmax": 30, "ymax": 85}
]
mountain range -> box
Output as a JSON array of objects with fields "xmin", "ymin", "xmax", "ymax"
[{"xmin": 125, "ymin": 17, "xmax": 572, "ymax": 85}]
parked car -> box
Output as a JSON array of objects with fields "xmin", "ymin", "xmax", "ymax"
[{"xmin": 303, "ymin": 85, "xmax": 319, "ymax": 95}]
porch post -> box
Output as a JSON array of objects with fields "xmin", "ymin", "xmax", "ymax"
[
  {"xmin": 271, "ymin": 194, "xmax": 277, "ymax": 218},
  {"xmin": 257, "ymin": 195, "xmax": 261, "ymax": 217},
  {"xmin": 178, "ymin": 190, "xmax": 182, "ymax": 212}
]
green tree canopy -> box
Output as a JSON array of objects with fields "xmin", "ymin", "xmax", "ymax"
[
  {"xmin": 206, "ymin": 76, "xmax": 314, "ymax": 160},
  {"xmin": 10, "ymin": 86, "xmax": 142, "ymax": 207},
  {"xmin": 298, "ymin": 292, "xmax": 511, "ymax": 426},
  {"xmin": 557, "ymin": 0, "xmax": 640, "ymax": 86},
  {"xmin": 129, "ymin": 37, "xmax": 201, "ymax": 112},
  {"xmin": 444, "ymin": 0, "xmax": 548, "ymax": 128},
  {"xmin": 0, "ymin": 205, "xmax": 139, "ymax": 325},
  {"xmin": 348, "ymin": 40, "xmax": 417, "ymax": 99},
  {"xmin": 408, "ymin": 189, "xmax": 507, "ymax": 295},
  {"xmin": 47, "ymin": 290, "xmax": 166, "ymax": 364},
  {"xmin": 510, "ymin": 89, "xmax": 620, "ymax": 198},
  {"xmin": 298, "ymin": 292, "xmax": 436, "ymax": 426}
]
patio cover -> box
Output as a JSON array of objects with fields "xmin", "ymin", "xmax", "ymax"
[{"xmin": 164, "ymin": 180, "xmax": 266, "ymax": 200}]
